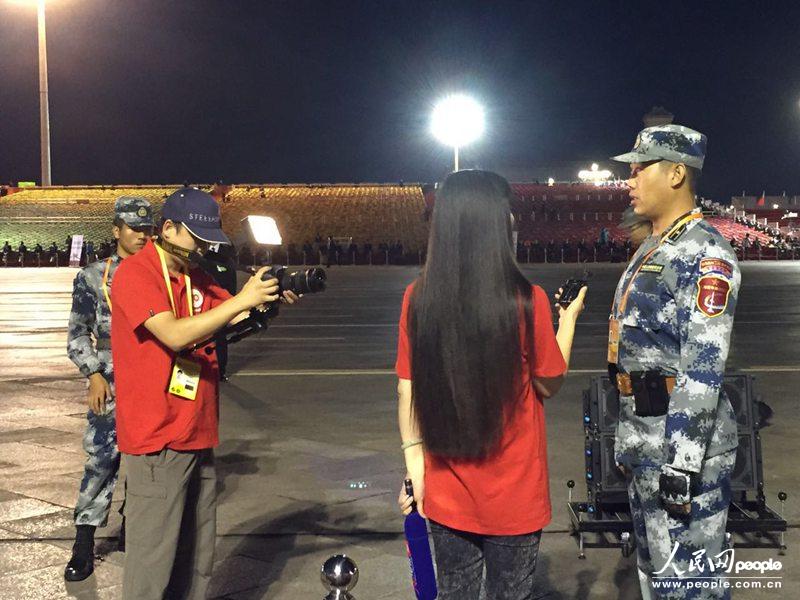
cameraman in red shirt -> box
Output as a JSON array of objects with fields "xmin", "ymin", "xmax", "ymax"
[{"xmin": 111, "ymin": 188, "xmax": 297, "ymax": 599}]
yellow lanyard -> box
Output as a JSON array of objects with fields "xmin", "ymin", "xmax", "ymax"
[
  {"xmin": 155, "ymin": 244, "xmax": 194, "ymax": 317},
  {"xmin": 101, "ymin": 258, "xmax": 114, "ymax": 312},
  {"xmin": 614, "ymin": 212, "xmax": 702, "ymax": 317}
]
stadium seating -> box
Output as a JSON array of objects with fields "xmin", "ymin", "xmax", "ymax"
[
  {"xmin": 706, "ymin": 217, "xmax": 771, "ymax": 245},
  {"xmin": 511, "ymin": 183, "xmax": 631, "ymax": 213},
  {"xmin": 1, "ymin": 183, "xmax": 794, "ymax": 263},
  {"xmin": 220, "ymin": 185, "xmax": 427, "ymax": 251},
  {"xmin": 0, "ymin": 186, "xmax": 172, "ymax": 246},
  {"xmin": 0, "ymin": 184, "xmax": 429, "ymax": 251},
  {"xmin": 425, "ymin": 184, "xmax": 631, "ymax": 217},
  {"xmin": 515, "ymin": 213, "xmax": 626, "ymax": 244},
  {"xmin": 744, "ymin": 209, "xmax": 786, "ymax": 223}
]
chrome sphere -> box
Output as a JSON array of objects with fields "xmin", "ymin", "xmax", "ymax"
[{"xmin": 320, "ymin": 554, "xmax": 359, "ymax": 591}]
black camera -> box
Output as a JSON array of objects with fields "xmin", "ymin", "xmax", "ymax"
[
  {"xmin": 205, "ymin": 266, "xmax": 327, "ymax": 349},
  {"xmin": 559, "ymin": 270, "xmax": 591, "ymax": 307},
  {"xmin": 261, "ymin": 266, "xmax": 327, "ymax": 296}
]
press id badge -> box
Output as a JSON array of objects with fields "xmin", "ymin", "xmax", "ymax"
[
  {"xmin": 168, "ymin": 356, "xmax": 201, "ymax": 400},
  {"xmin": 607, "ymin": 318, "xmax": 620, "ymax": 364}
]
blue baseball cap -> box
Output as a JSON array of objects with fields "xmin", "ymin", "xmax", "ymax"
[{"xmin": 162, "ymin": 187, "xmax": 231, "ymax": 245}]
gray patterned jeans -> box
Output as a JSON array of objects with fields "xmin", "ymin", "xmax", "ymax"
[{"xmin": 429, "ymin": 520, "xmax": 542, "ymax": 600}]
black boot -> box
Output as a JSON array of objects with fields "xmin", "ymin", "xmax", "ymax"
[
  {"xmin": 118, "ymin": 517, "xmax": 125, "ymax": 552},
  {"xmin": 64, "ymin": 525, "xmax": 95, "ymax": 582}
]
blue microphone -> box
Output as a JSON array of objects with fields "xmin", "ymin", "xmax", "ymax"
[{"xmin": 403, "ymin": 478, "xmax": 438, "ymax": 599}]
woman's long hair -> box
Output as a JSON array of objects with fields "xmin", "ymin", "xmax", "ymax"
[{"xmin": 409, "ymin": 170, "xmax": 535, "ymax": 459}]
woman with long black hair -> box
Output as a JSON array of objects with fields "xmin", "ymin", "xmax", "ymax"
[{"xmin": 396, "ymin": 170, "xmax": 586, "ymax": 599}]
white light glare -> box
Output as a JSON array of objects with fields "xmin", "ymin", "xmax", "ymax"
[
  {"xmin": 243, "ymin": 216, "xmax": 282, "ymax": 245},
  {"xmin": 578, "ymin": 163, "xmax": 613, "ymax": 186},
  {"xmin": 431, "ymin": 94, "xmax": 485, "ymax": 148}
]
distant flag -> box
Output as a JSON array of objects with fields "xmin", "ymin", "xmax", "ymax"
[{"xmin": 756, "ymin": 191, "xmax": 766, "ymax": 207}]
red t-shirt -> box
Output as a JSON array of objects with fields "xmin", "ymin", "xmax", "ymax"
[
  {"xmin": 111, "ymin": 240, "xmax": 232, "ymax": 454},
  {"xmin": 395, "ymin": 283, "xmax": 566, "ymax": 535}
]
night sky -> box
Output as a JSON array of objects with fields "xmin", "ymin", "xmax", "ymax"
[{"xmin": 1, "ymin": 0, "xmax": 799, "ymax": 200}]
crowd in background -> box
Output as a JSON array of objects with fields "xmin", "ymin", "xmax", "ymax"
[
  {"xmin": 1, "ymin": 235, "xmax": 414, "ymax": 267},
  {"xmin": 700, "ymin": 198, "xmax": 800, "ymax": 251},
  {"xmin": 516, "ymin": 229, "xmax": 634, "ymax": 263}
]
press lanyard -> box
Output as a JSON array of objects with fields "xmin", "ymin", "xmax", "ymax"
[
  {"xmin": 101, "ymin": 258, "xmax": 114, "ymax": 312},
  {"xmin": 154, "ymin": 244, "xmax": 194, "ymax": 317},
  {"xmin": 613, "ymin": 212, "xmax": 702, "ymax": 317}
]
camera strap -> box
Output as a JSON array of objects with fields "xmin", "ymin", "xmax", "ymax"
[
  {"xmin": 155, "ymin": 244, "xmax": 202, "ymax": 400},
  {"xmin": 157, "ymin": 239, "xmax": 194, "ymax": 262},
  {"xmin": 154, "ymin": 243, "xmax": 194, "ymax": 318},
  {"xmin": 102, "ymin": 258, "xmax": 114, "ymax": 312}
]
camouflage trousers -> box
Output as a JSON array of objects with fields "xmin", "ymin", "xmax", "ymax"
[
  {"xmin": 628, "ymin": 450, "xmax": 737, "ymax": 600},
  {"xmin": 74, "ymin": 400, "xmax": 121, "ymax": 527}
]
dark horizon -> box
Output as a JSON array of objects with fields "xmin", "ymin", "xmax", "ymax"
[{"xmin": 1, "ymin": 0, "xmax": 799, "ymax": 201}]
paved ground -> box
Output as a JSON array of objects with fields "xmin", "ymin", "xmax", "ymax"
[{"xmin": 0, "ymin": 263, "xmax": 797, "ymax": 599}]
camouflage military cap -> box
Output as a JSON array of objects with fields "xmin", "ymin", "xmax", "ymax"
[
  {"xmin": 612, "ymin": 124, "xmax": 707, "ymax": 170},
  {"xmin": 114, "ymin": 196, "xmax": 154, "ymax": 227}
]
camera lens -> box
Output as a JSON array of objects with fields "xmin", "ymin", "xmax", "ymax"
[
  {"xmin": 262, "ymin": 266, "xmax": 327, "ymax": 295},
  {"xmin": 286, "ymin": 268, "xmax": 326, "ymax": 295}
]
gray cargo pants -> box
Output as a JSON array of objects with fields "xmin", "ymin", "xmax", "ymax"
[{"xmin": 122, "ymin": 448, "xmax": 216, "ymax": 600}]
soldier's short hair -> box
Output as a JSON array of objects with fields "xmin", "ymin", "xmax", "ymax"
[
  {"xmin": 686, "ymin": 166, "xmax": 701, "ymax": 194},
  {"xmin": 661, "ymin": 161, "xmax": 701, "ymax": 195}
]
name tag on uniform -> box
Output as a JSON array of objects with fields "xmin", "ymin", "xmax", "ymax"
[
  {"xmin": 639, "ymin": 263, "xmax": 664, "ymax": 274},
  {"xmin": 607, "ymin": 318, "xmax": 620, "ymax": 363},
  {"xmin": 168, "ymin": 356, "xmax": 201, "ymax": 400}
]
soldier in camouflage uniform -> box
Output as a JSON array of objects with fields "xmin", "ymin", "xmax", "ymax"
[
  {"xmin": 64, "ymin": 197, "xmax": 154, "ymax": 582},
  {"xmin": 609, "ymin": 125, "xmax": 740, "ymax": 599}
]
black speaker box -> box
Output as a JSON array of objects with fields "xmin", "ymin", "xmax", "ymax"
[
  {"xmin": 582, "ymin": 377, "xmax": 619, "ymax": 434},
  {"xmin": 583, "ymin": 374, "xmax": 764, "ymax": 498}
]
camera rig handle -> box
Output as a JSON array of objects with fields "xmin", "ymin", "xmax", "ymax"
[
  {"xmin": 190, "ymin": 303, "xmax": 280, "ymax": 355},
  {"xmin": 171, "ymin": 250, "xmax": 281, "ymax": 353}
]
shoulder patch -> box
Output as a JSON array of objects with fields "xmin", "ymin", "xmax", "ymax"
[
  {"xmin": 640, "ymin": 263, "xmax": 664, "ymax": 274},
  {"xmin": 696, "ymin": 274, "xmax": 731, "ymax": 317},
  {"xmin": 700, "ymin": 258, "xmax": 733, "ymax": 278}
]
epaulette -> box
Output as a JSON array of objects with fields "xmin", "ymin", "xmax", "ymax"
[
  {"xmin": 664, "ymin": 215, "xmax": 705, "ymax": 245},
  {"xmin": 665, "ymin": 222, "xmax": 690, "ymax": 244}
]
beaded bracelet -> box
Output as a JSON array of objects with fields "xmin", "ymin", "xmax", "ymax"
[{"xmin": 401, "ymin": 438, "xmax": 423, "ymax": 451}]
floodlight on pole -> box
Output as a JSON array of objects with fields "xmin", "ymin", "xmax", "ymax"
[
  {"xmin": 431, "ymin": 94, "xmax": 484, "ymax": 172},
  {"xmin": 37, "ymin": 0, "xmax": 51, "ymax": 186},
  {"xmin": 10, "ymin": 0, "xmax": 52, "ymax": 185}
]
